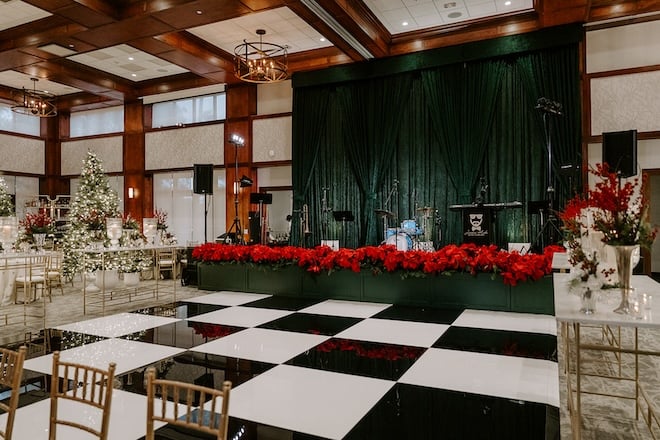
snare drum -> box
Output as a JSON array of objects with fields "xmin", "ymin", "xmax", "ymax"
[
  {"xmin": 401, "ymin": 219, "xmax": 423, "ymax": 236},
  {"xmin": 385, "ymin": 232, "xmax": 412, "ymax": 251}
]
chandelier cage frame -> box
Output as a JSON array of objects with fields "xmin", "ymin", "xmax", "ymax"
[
  {"xmin": 11, "ymin": 77, "xmax": 57, "ymax": 118},
  {"xmin": 234, "ymin": 29, "xmax": 288, "ymax": 84}
]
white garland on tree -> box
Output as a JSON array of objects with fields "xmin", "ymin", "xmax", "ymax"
[
  {"xmin": 0, "ymin": 177, "xmax": 15, "ymax": 217},
  {"xmin": 62, "ymin": 151, "xmax": 120, "ymax": 277}
]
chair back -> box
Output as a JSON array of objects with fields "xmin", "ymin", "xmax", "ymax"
[
  {"xmin": 0, "ymin": 346, "xmax": 27, "ymax": 440},
  {"xmin": 146, "ymin": 367, "xmax": 231, "ymax": 440},
  {"xmin": 49, "ymin": 351, "xmax": 116, "ymax": 440}
]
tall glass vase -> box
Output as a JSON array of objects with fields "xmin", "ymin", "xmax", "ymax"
[{"xmin": 612, "ymin": 245, "xmax": 638, "ymax": 314}]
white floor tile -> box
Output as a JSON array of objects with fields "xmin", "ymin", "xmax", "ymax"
[
  {"xmin": 336, "ymin": 318, "xmax": 449, "ymax": 347},
  {"xmin": 188, "ymin": 306, "xmax": 292, "ymax": 327},
  {"xmin": 453, "ymin": 309, "xmax": 557, "ymax": 336},
  {"xmin": 399, "ymin": 348, "xmax": 559, "ymax": 407},
  {"xmin": 300, "ymin": 299, "xmax": 392, "ymax": 318},
  {"xmin": 192, "ymin": 327, "xmax": 328, "ymax": 364},
  {"xmin": 183, "ymin": 291, "xmax": 271, "ymax": 306},
  {"xmin": 24, "ymin": 338, "xmax": 185, "ymax": 377},
  {"xmin": 0, "ymin": 389, "xmax": 180, "ymax": 440},
  {"xmin": 54, "ymin": 312, "xmax": 180, "ymax": 337},
  {"xmin": 230, "ymin": 364, "xmax": 394, "ymax": 439}
]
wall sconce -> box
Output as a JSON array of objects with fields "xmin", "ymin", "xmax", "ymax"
[{"xmin": 128, "ymin": 187, "xmax": 137, "ymax": 199}]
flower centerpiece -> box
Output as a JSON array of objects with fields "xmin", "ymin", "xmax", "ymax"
[
  {"xmin": 559, "ymin": 195, "xmax": 601, "ymax": 283},
  {"xmin": 19, "ymin": 211, "xmax": 55, "ymax": 249},
  {"xmin": 154, "ymin": 208, "xmax": 168, "ymax": 231},
  {"xmin": 560, "ymin": 163, "xmax": 657, "ymax": 314}
]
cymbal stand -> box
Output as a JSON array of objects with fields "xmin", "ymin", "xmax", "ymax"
[
  {"xmin": 534, "ymin": 99, "xmax": 564, "ymax": 249},
  {"xmin": 381, "ymin": 180, "xmax": 398, "ymax": 241},
  {"xmin": 321, "ymin": 187, "xmax": 332, "ymax": 240}
]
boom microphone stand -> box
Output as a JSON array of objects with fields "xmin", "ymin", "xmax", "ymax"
[{"xmin": 534, "ymin": 97, "xmax": 564, "ymax": 249}]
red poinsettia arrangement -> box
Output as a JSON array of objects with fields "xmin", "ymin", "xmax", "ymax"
[
  {"xmin": 192, "ymin": 242, "xmax": 560, "ymax": 286},
  {"xmin": 20, "ymin": 211, "xmax": 55, "ymax": 234}
]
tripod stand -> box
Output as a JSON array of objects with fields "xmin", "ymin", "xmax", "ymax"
[
  {"xmin": 224, "ymin": 135, "xmax": 248, "ymax": 244},
  {"xmin": 534, "ymin": 98, "xmax": 564, "ymax": 249}
]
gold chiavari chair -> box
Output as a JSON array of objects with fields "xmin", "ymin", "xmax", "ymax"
[
  {"xmin": 0, "ymin": 346, "xmax": 27, "ymax": 440},
  {"xmin": 49, "ymin": 351, "xmax": 116, "ymax": 440},
  {"xmin": 146, "ymin": 367, "xmax": 231, "ymax": 440}
]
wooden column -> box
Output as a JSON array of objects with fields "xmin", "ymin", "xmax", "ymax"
[
  {"xmin": 123, "ymin": 99, "xmax": 149, "ymax": 223},
  {"xmin": 225, "ymin": 84, "xmax": 257, "ymax": 241},
  {"xmin": 40, "ymin": 113, "xmax": 70, "ymax": 197}
]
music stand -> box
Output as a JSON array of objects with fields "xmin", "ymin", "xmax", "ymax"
[
  {"xmin": 333, "ymin": 210, "xmax": 354, "ymax": 248},
  {"xmin": 250, "ymin": 193, "xmax": 273, "ymax": 244}
]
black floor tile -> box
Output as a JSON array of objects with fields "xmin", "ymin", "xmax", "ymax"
[
  {"xmin": 134, "ymin": 301, "xmax": 226, "ymax": 318},
  {"xmin": 258, "ymin": 313, "xmax": 361, "ymax": 335},
  {"xmin": 119, "ymin": 321, "xmax": 244, "ymax": 349},
  {"xmin": 433, "ymin": 326, "xmax": 558, "ymax": 361},
  {"xmin": 287, "ymin": 338, "xmax": 426, "ymax": 381},
  {"xmin": 372, "ymin": 304, "xmax": 463, "ymax": 324},
  {"xmin": 345, "ymin": 383, "xmax": 554, "ymax": 440},
  {"xmin": 241, "ymin": 296, "xmax": 323, "ymax": 311},
  {"xmin": 48, "ymin": 330, "xmax": 107, "ymax": 351}
]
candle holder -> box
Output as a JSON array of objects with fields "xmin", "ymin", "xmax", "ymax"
[
  {"xmin": 106, "ymin": 218, "xmax": 123, "ymax": 248},
  {"xmin": 143, "ymin": 218, "xmax": 157, "ymax": 245},
  {"xmin": 0, "ymin": 216, "xmax": 18, "ymax": 253}
]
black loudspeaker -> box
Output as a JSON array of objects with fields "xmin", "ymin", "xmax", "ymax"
[
  {"xmin": 602, "ymin": 130, "xmax": 637, "ymax": 178},
  {"xmin": 193, "ymin": 164, "xmax": 213, "ymax": 194}
]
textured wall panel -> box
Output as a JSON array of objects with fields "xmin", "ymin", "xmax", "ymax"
[
  {"xmin": 591, "ymin": 71, "xmax": 660, "ymax": 135},
  {"xmin": 257, "ymin": 81, "xmax": 292, "ymax": 115},
  {"xmin": 146, "ymin": 124, "xmax": 224, "ymax": 170},
  {"xmin": 587, "ymin": 21, "xmax": 660, "ymax": 73},
  {"xmin": 62, "ymin": 136, "xmax": 123, "ymax": 175},
  {"xmin": 253, "ymin": 116, "xmax": 292, "ymax": 162},
  {"xmin": 0, "ymin": 134, "xmax": 44, "ymax": 174}
]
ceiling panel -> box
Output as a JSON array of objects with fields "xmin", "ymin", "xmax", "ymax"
[
  {"xmin": 0, "ymin": 70, "xmax": 80, "ymax": 96},
  {"xmin": 67, "ymin": 44, "xmax": 189, "ymax": 82},
  {"xmin": 188, "ymin": 7, "xmax": 333, "ymax": 56},
  {"xmin": 0, "ymin": 0, "xmax": 50, "ymax": 31}
]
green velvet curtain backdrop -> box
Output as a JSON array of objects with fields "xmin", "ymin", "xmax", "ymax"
[
  {"xmin": 291, "ymin": 32, "xmax": 581, "ymax": 249},
  {"xmin": 338, "ymin": 75, "xmax": 413, "ymax": 246}
]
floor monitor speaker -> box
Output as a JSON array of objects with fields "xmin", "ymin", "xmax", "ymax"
[{"xmin": 193, "ymin": 164, "xmax": 213, "ymax": 194}]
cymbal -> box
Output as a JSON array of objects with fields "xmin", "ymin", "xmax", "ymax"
[
  {"xmin": 416, "ymin": 206, "xmax": 434, "ymax": 213},
  {"xmin": 374, "ymin": 209, "xmax": 395, "ymax": 218}
]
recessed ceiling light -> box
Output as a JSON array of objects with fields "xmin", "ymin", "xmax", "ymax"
[
  {"xmin": 196, "ymin": 10, "xmax": 202, "ymax": 15},
  {"xmin": 402, "ymin": 21, "xmax": 409, "ymax": 26},
  {"xmin": 131, "ymin": 73, "xmax": 137, "ymax": 77},
  {"xmin": 128, "ymin": 56, "xmax": 134, "ymax": 61},
  {"xmin": 68, "ymin": 44, "xmax": 74, "ymax": 48},
  {"xmin": 504, "ymin": 0, "xmax": 512, "ymax": 5},
  {"xmin": 448, "ymin": 11, "xmax": 462, "ymax": 18},
  {"xmin": 320, "ymin": 37, "xmax": 326, "ymax": 42}
]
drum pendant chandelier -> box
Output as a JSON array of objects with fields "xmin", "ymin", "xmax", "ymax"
[
  {"xmin": 11, "ymin": 77, "xmax": 57, "ymax": 117},
  {"xmin": 234, "ymin": 29, "xmax": 288, "ymax": 83}
]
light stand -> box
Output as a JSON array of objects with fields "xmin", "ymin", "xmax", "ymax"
[
  {"xmin": 534, "ymin": 98, "xmax": 564, "ymax": 249},
  {"xmin": 224, "ymin": 134, "xmax": 250, "ymax": 244}
]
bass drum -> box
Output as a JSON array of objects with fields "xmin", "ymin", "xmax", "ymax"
[{"xmin": 385, "ymin": 232, "xmax": 412, "ymax": 251}]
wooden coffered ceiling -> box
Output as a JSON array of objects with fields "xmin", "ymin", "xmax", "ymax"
[{"xmin": 0, "ymin": 0, "xmax": 658, "ymax": 113}]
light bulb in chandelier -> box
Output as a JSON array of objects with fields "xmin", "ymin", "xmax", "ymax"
[{"xmin": 234, "ymin": 29, "xmax": 288, "ymax": 83}]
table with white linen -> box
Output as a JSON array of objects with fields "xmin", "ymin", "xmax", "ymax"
[
  {"xmin": 77, "ymin": 244, "xmax": 182, "ymax": 315},
  {"xmin": 555, "ymin": 273, "xmax": 660, "ymax": 439}
]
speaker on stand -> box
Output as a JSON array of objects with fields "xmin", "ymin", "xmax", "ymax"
[{"xmin": 193, "ymin": 164, "xmax": 214, "ymax": 242}]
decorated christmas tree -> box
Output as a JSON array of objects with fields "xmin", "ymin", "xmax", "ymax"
[
  {"xmin": 62, "ymin": 151, "xmax": 120, "ymax": 277},
  {"xmin": 0, "ymin": 177, "xmax": 15, "ymax": 216}
]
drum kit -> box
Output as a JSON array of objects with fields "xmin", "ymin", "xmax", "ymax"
[{"xmin": 377, "ymin": 206, "xmax": 437, "ymax": 251}]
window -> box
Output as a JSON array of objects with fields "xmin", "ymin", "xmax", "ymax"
[
  {"xmin": 0, "ymin": 104, "xmax": 41, "ymax": 136},
  {"xmin": 152, "ymin": 93, "xmax": 226, "ymax": 128},
  {"xmin": 70, "ymin": 107, "xmax": 124, "ymax": 137}
]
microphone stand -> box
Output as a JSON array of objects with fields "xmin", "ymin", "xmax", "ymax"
[
  {"xmin": 534, "ymin": 98, "xmax": 564, "ymax": 249},
  {"xmin": 382, "ymin": 180, "xmax": 398, "ymax": 241}
]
